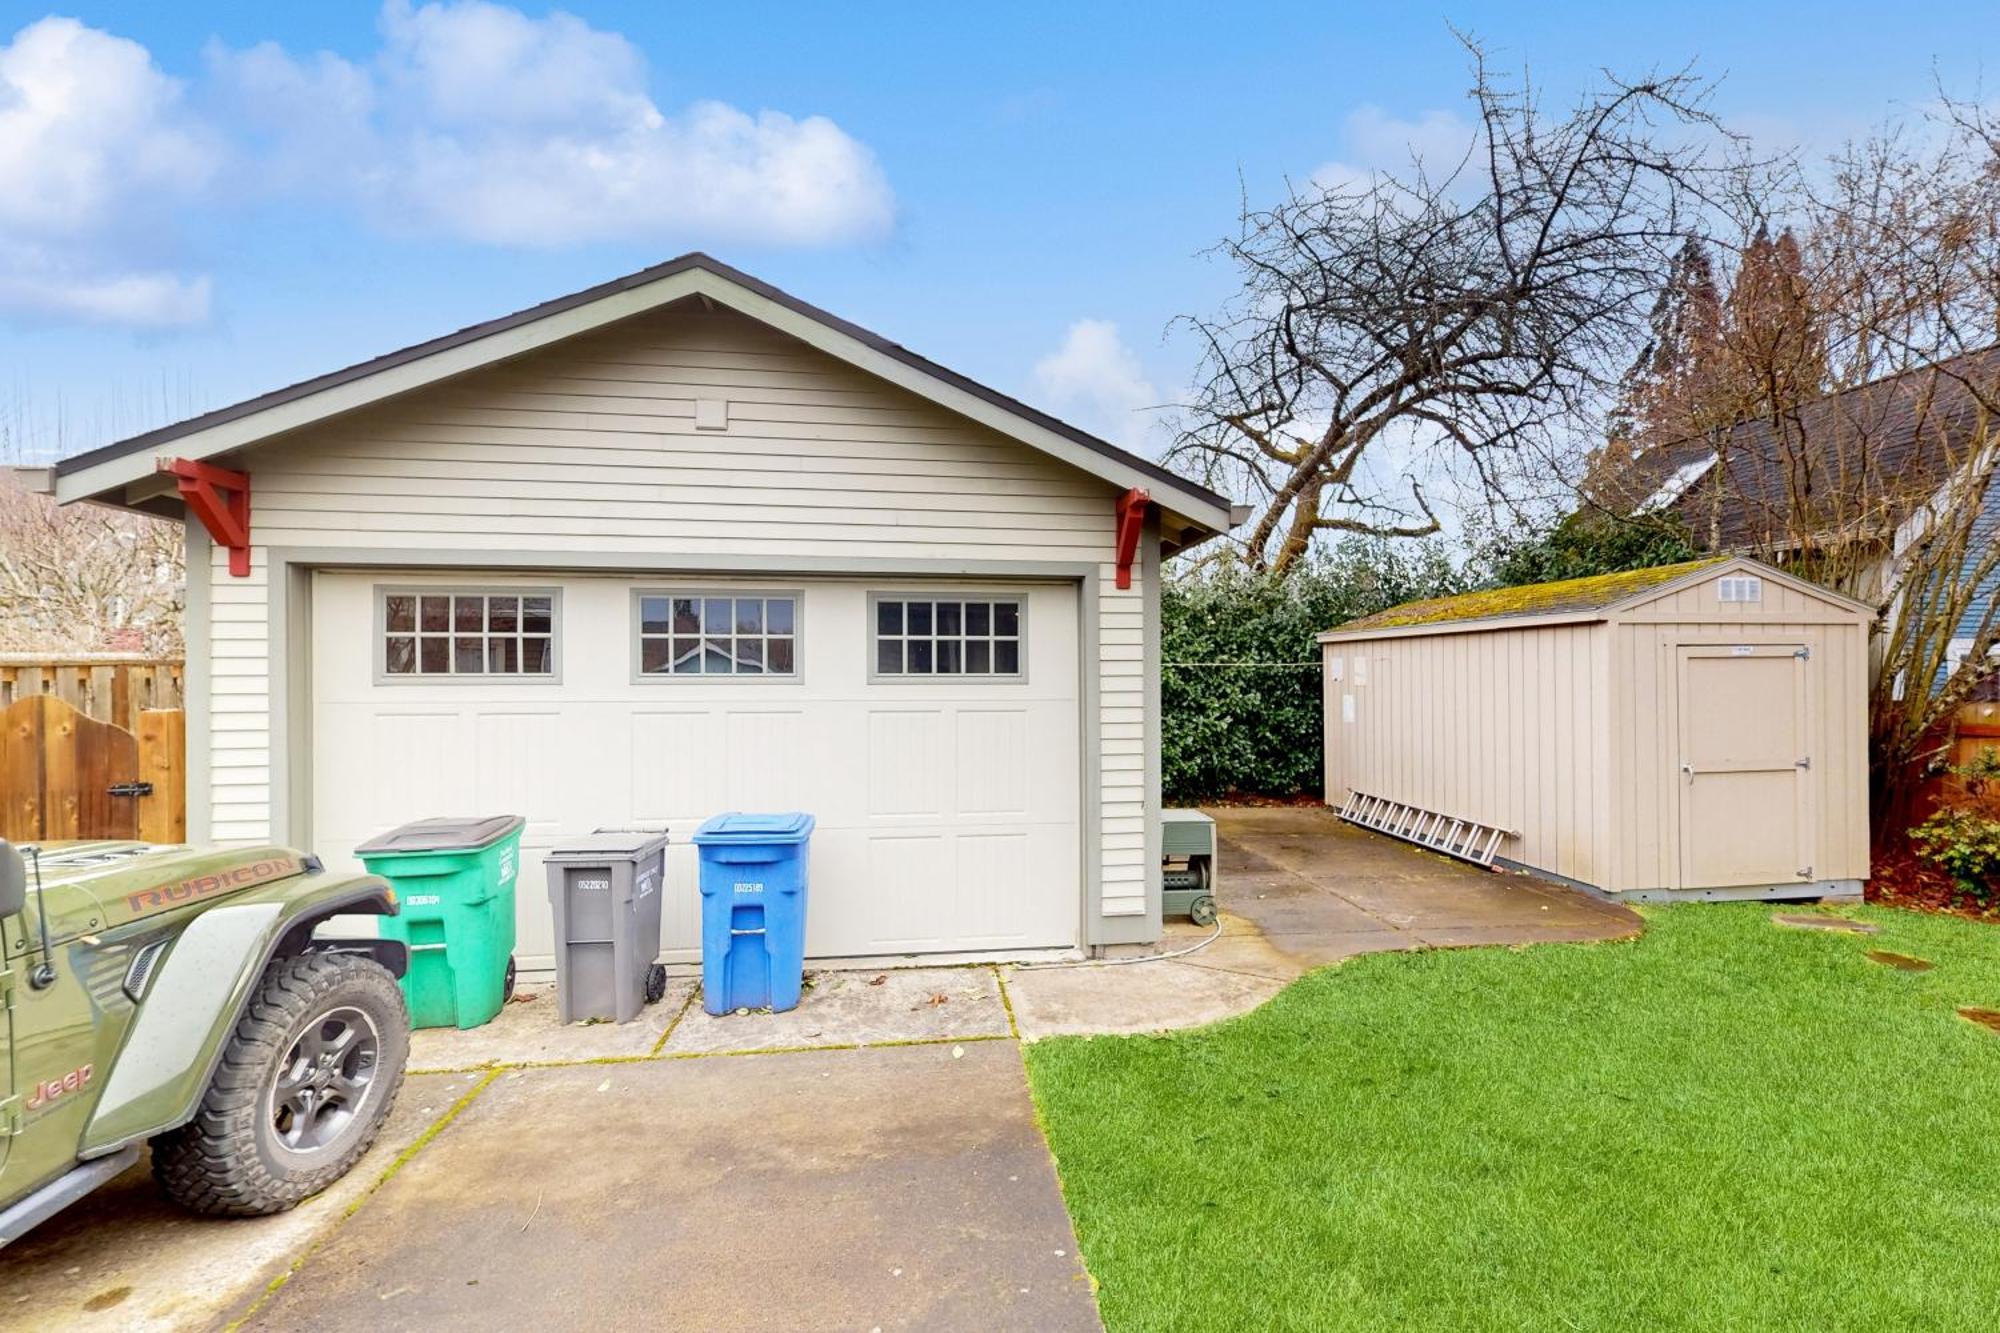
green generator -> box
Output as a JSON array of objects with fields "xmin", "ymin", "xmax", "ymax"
[{"xmin": 1161, "ymin": 809, "xmax": 1218, "ymax": 925}]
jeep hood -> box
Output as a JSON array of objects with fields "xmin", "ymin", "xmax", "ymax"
[{"xmin": 8, "ymin": 843, "xmax": 318, "ymax": 948}]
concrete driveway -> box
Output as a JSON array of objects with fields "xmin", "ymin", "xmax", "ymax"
[
  {"xmin": 233, "ymin": 1041, "xmax": 1095, "ymax": 1332},
  {"xmin": 1213, "ymin": 804, "xmax": 1643, "ymax": 960},
  {"xmin": 1004, "ymin": 803, "xmax": 1643, "ymax": 1038}
]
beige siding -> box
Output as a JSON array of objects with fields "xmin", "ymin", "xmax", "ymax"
[
  {"xmin": 195, "ymin": 302, "xmax": 1150, "ymax": 920},
  {"xmin": 1607, "ymin": 574, "xmax": 1870, "ymax": 892},
  {"xmin": 1324, "ymin": 564, "xmax": 1871, "ymax": 896},
  {"xmin": 1323, "ymin": 621, "xmax": 1609, "ymax": 885}
]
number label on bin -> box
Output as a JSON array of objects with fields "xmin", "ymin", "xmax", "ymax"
[
  {"xmin": 407, "ymin": 893, "xmax": 441, "ymax": 907},
  {"xmin": 732, "ymin": 881, "xmax": 764, "ymax": 895},
  {"xmin": 575, "ymin": 875, "xmax": 611, "ymax": 893}
]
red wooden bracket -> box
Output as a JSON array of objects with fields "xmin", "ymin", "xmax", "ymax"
[
  {"xmin": 1114, "ymin": 487, "xmax": 1150, "ymax": 590},
  {"xmin": 164, "ymin": 458, "xmax": 252, "ymax": 577}
]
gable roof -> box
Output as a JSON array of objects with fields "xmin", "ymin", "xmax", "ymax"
[
  {"xmin": 1318, "ymin": 555, "xmax": 1868, "ymax": 642},
  {"xmin": 1603, "ymin": 346, "xmax": 2000, "ymax": 551},
  {"xmin": 54, "ymin": 253, "xmax": 1233, "ymax": 539}
]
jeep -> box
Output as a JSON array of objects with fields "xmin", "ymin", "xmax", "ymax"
[{"xmin": 0, "ymin": 838, "xmax": 412, "ymax": 1247}]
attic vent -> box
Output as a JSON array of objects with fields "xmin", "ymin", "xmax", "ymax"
[{"xmin": 1718, "ymin": 575, "xmax": 1763, "ymax": 604}]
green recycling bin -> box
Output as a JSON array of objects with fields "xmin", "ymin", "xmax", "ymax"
[{"xmin": 356, "ymin": 814, "xmax": 525, "ymax": 1030}]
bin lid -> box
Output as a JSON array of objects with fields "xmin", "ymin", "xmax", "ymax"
[
  {"xmin": 546, "ymin": 830, "xmax": 669, "ymax": 860},
  {"xmin": 355, "ymin": 814, "xmax": 525, "ymax": 855},
  {"xmin": 692, "ymin": 812, "xmax": 816, "ymax": 845}
]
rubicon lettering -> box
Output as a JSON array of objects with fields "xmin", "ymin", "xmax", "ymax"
[{"xmin": 124, "ymin": 857, "xmax": 303, "ymax": 914}]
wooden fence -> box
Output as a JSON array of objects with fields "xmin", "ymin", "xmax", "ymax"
[
  {"xmin": 0, "ymin": 657, "xmax": 183, "ymax": 730},
  {"xmin": 0, "ymin": 696, "xmax": 186, "ymax": 844}
]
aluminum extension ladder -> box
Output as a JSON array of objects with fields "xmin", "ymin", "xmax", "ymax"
[{"xmin": 1337, "ymin": 791, "xmax": 1509, "ymax": 867}]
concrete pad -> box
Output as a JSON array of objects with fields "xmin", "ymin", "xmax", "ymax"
[
  {"xmin": 663, "ymin": 966, "xmax": 1011, "ymax": 1055},
  {"xmin": 409, "ymin": 980, "xmax": 699, "ymax": 1070},
  {"xmin": 236, "ymin": 1043, "xmax": 1099, "ymax": 1332},
  {"xmin": 1, "ymin": 1072, "xmax": 464, "ymax": 1333},
  {"xmin": 1005, "ymin": 956, "xmax": 1286, "ymax": 1040}
]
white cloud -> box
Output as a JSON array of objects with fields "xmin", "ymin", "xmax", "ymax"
[
  {"xmin": 1310, "ymin": 105, "xmax": 1477, "ymax": 195},
  {"xmin": 0, "ymin": 3, "xmax": 894, "ymax": 327},
  {"xmin": 0, "ymin": 17, "xmax": 219, "ymax": 326},
  {"xmin": 1032, "ymin": 320, "xmax": 1161, "ymax": 450},
  {"xmin": 209, "ymin": 0, "xmax": 895, "ymax": 248}
]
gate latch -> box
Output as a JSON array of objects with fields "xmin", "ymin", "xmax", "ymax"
[{"xmin": 107, "ymin": 781, "xmax": 154, "ymax": 798}]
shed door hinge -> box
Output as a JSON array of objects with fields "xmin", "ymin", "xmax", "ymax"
[
  {"xmin": 1796, "ymin": 756, "xmax": 1811, "ymax": 770},
  {"xmin": 1794, "ymin": 646, "xmax": 1811, "ymax": 660},
  {"xmin": 1797, "ymin": 867, "xmax": 1814, "ymax": 880}
]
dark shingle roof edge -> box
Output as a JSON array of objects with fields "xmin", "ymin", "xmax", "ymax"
[{"xmin": 54, "ymin": 252, "xmax": 1231, "ymax": 521}]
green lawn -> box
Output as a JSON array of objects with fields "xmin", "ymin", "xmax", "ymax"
[{"xmin": 1024, "ymin": 905, "xmax": 2000, "ymax": 1331}]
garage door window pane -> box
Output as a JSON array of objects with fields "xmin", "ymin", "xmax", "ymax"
[
  {"xmin": 639, "ymin": 593, "xmax": 797, "ymax": 677},
  {"xmin": 873, "ymin": 596, "xmax": 1023, "ymax": 679},
  {"xmin": 382, "ymin": 589, "xmax": 558, "ymax": 679}
]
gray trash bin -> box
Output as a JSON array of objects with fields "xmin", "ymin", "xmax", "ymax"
[{"xmin": 544, "ymin": 829, "xmax": 670, "ymax": 1024}]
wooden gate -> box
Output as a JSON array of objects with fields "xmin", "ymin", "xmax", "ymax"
[{"xmin": 0, "ymin": 696, "xmax": 186, "ymax": 843}]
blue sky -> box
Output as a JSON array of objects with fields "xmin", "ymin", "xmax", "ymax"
[{"xmin": 1, "ymin": 1, "xmax": 1990, "ymax": 463}]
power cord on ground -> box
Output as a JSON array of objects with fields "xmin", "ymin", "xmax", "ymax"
[{"xmin": 1013, "ymin": 917, "xmax": 1225, "ymax": 970}]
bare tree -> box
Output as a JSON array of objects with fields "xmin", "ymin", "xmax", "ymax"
[
  {"xmin": 0, "ymin": 473, "xmax": 184, "ymax": 656},
  {"xmin": 1586, "ymin": 107, "xmax": 2000, "ymax": 832},
  {"xmin": 1166, "ymin": 38, "xmax": 1753, "ymax": 575}
]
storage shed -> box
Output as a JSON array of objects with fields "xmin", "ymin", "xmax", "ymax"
[{"xmin": 1319, "ymin": 556, "xmax": 1873, "ymax": 901}]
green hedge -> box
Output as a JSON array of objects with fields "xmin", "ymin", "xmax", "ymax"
[{"xmin": 1161, "ymin": 541, "xmax": 1461, "ymax": 802}]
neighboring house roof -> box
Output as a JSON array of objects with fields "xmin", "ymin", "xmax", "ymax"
[
  {"xmin": 1607, "ymin": 346, "xmax": 2000, "ymax": 551},
  {"xmin": 53, "ymin": 252, "xmax": 1234, "ymax": 541},
  {"xmin": 1318, "ymin": 555, "xmax": 1868, "ymax": 642}
]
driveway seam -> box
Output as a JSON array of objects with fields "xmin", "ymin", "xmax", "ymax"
[
  {"xmin": 647, "ymin": 985, "xmax": 702, "ymax": 1056},
  {"xmin": 410, "ymin": 1029, "xmax": 1016, "ymax": 1077},
  {"xmin": 992, "ymin": 963, "xmax": 1022, "ymax": 1039},
  {"xmin": 223, "ymin": 1066, "xmax": 503, "ymax": 1332}
]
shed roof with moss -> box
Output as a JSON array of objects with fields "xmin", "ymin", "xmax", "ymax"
[{"xmin": 1322, "ymin": 557, "xmax": 1732, "ymax": 638}]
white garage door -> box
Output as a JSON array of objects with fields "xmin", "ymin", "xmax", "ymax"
[{"xmin": 310, "ymin": 573, "xmax": 1081, "ymax": 971}]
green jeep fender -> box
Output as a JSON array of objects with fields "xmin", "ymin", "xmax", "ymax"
[{"xmin": 80, "ymin": 873, "xmax": 399, "ymax": 1157}]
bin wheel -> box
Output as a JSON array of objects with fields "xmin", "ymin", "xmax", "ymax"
[
  {"xmin": 1190, "ymin": 894, "xmax": 1218, "ymax": 927},
  {"xmin": 502, "ymin": 956, "xmax": 517, "ymax": 1003},
  {"xmin": 644, "ymin": 963, "xmax": 668, "ymax": 1006}
]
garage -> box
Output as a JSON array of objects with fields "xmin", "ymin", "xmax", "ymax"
[
  {"xmin": 1320, "ymin": 555, "xmax": 1874, "ymax": 901},
  {"xmin": 310, "ymin": 572, "xmax": 1083, "ymax": 969},
  {"xmin": 50, "ymin": 255, "xmax": 1236, "ymax": 962}
]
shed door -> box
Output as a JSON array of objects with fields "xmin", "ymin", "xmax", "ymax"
[{"xmin": 1675, "ymin": 644, "xmax": 1812, "ymax": 889}]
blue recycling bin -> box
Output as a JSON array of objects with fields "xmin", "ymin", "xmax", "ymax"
[{"xmin": 693, "ymin": 812, "xmax": 815, "ymax": 1015}]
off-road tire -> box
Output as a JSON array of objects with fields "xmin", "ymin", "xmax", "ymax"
[{"xmin": 151, "ymin": 952, "xmax": 409, "ymax": 1217}]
